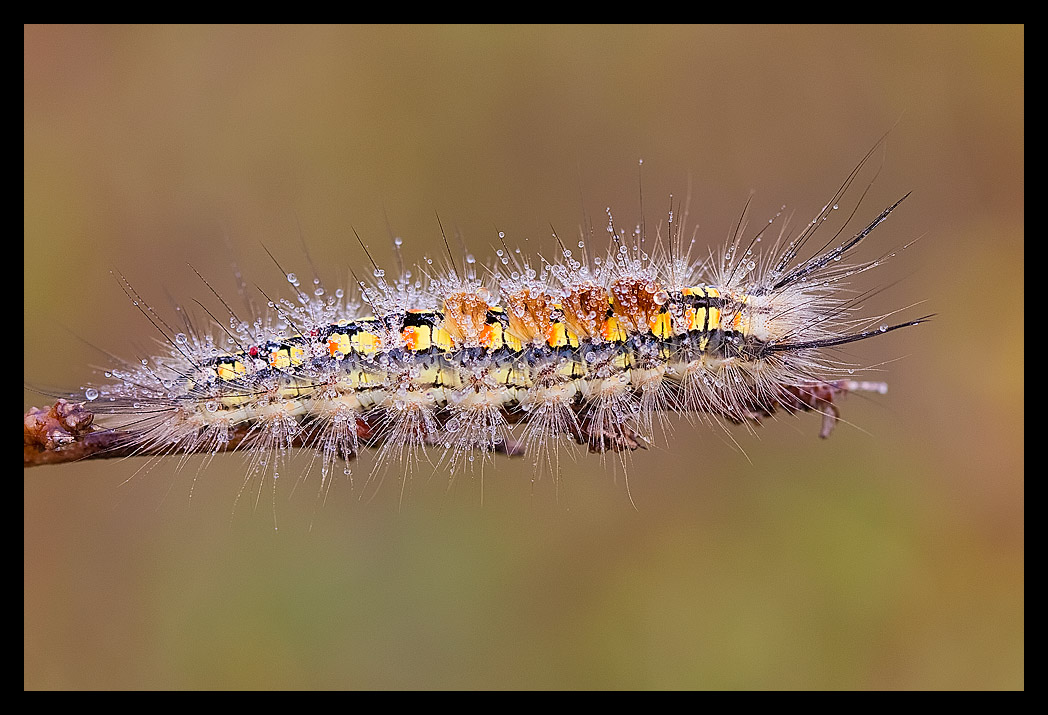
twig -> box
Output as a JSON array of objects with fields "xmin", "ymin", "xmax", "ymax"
[
  {"xmin": 23, "ymin": 399, "xmax": 526, "ymax": 468},
  {"xmin": 24, "ymin": 379, "xmax": 865, "ymax": 468}
]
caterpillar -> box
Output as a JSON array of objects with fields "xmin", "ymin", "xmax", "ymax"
[{"xmin": 23, "ymin": 151, "xmax": 927, "ymax": 494}]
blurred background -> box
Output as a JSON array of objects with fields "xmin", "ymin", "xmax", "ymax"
[{"xmin": 24, "ymin": 25, "xmax": 1023, "ymax": 689}]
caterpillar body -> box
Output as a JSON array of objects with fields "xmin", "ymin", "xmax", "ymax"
[{"xmin": 24, "ymin": 156, "xmax": 926, "ymax": 489}]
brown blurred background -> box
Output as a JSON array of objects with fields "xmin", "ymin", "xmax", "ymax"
[{"xmin": 24, "ymin": 25, "xmax": 1023, "ymax": 690}]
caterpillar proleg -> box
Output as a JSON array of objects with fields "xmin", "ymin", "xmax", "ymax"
[{"xmin": 24, "ymin": 151, "xmax": 926, "ymax": 494}]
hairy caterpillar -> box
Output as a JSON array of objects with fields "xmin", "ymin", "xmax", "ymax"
[{"xmin": 23, "ymin": 151, "xmax": 926, "ymax": 495}]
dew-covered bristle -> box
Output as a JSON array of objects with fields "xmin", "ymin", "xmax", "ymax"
[{"xmin": 47, "ymin": 166, "xmax": 922, "ymax": 497}]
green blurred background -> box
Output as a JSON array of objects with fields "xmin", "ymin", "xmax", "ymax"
[{"xmin": 24, "ymin": 25, "xmax": 1023, "ymax": 690}]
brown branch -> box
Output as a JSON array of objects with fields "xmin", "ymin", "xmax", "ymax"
[
  {"xmin": 24, "ymin": 380, "xmax": 869, "ymax": 468},
  {"xmin": 23, "ymin": 399, "xmax": 527, "ymax": 468},
  {"xmin": 25, "ymin": 399, "xmax": 258, "ymax": 467}
]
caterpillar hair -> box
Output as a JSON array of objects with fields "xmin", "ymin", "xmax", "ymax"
[{"xmin": 24, "ymin": 148, "xmax": 927, "ymax": 499}]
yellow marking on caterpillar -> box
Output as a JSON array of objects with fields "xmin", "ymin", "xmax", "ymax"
[
  {"xmin": 269, "ymin": 348, "xmax": 291, "ymax": 369},
  {"xmin": 266, "ymin": 345, "xmax": 306, "ymax": 369},
  {"xmin": 600, "ymin": 316, "xmax": 628, "ymax": 342},
  {"xmin": 344, "ymin": 365, "xmax": 385, "ymax": 389},
  {"xmin": 402, "ymin": 325, "xmax": 431, "ymax": 352},
  {"xmin": 650, "ymin": 312, "xmax": 672, "ymax": 339},
  {"xmin": 691, "ymin": 307, "xmax": 707, "ymax": 332},
  {"xmin": 548, "ymin": 321, "xmax": 580, "ymax": 348},
  {"xmin": 217, "ymin": 393, "xmax": 253, "ymax": 411},
  {"xmin": 727, "ymin": 292, "xmax": 752, "ymax": 335},
  {"xmin": 328, "ymin": 332, "xmax": 351, "ymax": 358},
  {"xmin": 681, "ymin": 286, "xmax": 720, "ymax": 334},
  {"xmin": 413, "ymin": 362, "xmax": 442, "ymax": 388},
  {"xmin": 350, "ymin": 331, "xmax": 382, "ymax": 354},
  {"xmin": 433, "ymin": 327, "xmax": 453, "ymax": 352},
  {"xmin": 494, "ymin": 364, "xmax": 513, "ymax": 386},
  {"xmin": 684, "ymin": 306, "xmax": 697, "ymax": 331},
  {"xmin": 503, "ymin": 329, "xmax": 523, "ymax": 352},
  {"xmin": 493, "ymin": 360, "xmax": 532, "ymax": 389},
  {"xmin": 434, "ymin": 365, "xmax": 463, "ymax": 389},
  {"xmin": 216, "ymin": 360, "xmax": 248, "ymax": 381},
  {"xmin": 709, "ymin": 305, "xmax": 721, "ymax": 330},
  {"xmin": 545, "ymin": 322, "xmax": 567, "ymax": 348},
  {"xmin": 556, "ymin": 357, "xmax": 584, "ymax": 380},
  {"xmin": 479, "ymin": 322, "xmax": 503, "ymax": 350},
  {"xmin": 277, "ymin": 381, "xmax": 310, "ymax": 402}
]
